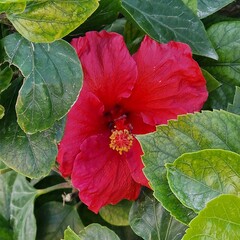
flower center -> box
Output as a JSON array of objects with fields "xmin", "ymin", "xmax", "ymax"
[{"xmin": 109, "ymin": 129, "xmax": 134, "ymax": 155}]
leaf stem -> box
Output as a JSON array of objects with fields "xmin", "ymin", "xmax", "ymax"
[
  {"xmin": 0, "ymin": 168, "xmax": 12, "ymax": 174},
  {"xmin": 36, "ymin": 182, "xmax": 72, "ymax": 197}
]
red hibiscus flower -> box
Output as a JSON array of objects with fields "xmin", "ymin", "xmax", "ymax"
[{"xmin": 57, "ymin": 31, "xmax": 208, "ymax": 213}]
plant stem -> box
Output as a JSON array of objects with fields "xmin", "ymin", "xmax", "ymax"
[{"xmin": 36, "ymin": 182, "xmax": 72, "ymax": 197}]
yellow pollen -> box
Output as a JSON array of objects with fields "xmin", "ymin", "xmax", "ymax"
[{"xmin": 109, "ymin": 129, "xmax": 134, "ymax": 155}]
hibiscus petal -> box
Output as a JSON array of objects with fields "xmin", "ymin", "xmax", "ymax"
[
  {"xmin": 71, "ymin": 134, "xmax": 141, "ymax": 213},
  {"xmin": 124, "ymin": 36, "xmax": 208, "ymax": 127},
  {"xmin": 125, "ymin": 138, "xmax": 150, "ymax": 188},
  {"xmin": 71, "ymin": 31, "xmax": 138, "ymax": 110},
  {"xmin": 57, "ymin": 91, "xmax": 106, "ymax": 177}
]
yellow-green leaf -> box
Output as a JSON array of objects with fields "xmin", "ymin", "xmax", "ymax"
[
  {"xmin": 6, "ymin": 0, "xmax": 99, "ymax": 42},
  {"xmin": 0, "ymin": 0, "xmax": 26, "ymax": 14},
  {"xmin": 166, "ymin": 149, "xmax": 240, "ymax": 212},
  {"xmin": 183, "ymin": 194, "xmax": 240, "ymax": 240}
]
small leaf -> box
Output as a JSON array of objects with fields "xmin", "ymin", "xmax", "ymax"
[
  {"xmin": 121, "ymin": 0, "xmax": 217, "ymax": 59},
  {"xmin": 104, "ymin": 18, "xmax": 126, "ymax": 34},
  {"xmin": 228, "ymin": 86, "xmax": 240, "ymax": 115},
  {"xmin": 0, "ymin": 214, "xmax": 13, "ymax": 240},
  {"xmin": 139, "ymin": 110, "xmax": 240, "ymax": 224},
  {"xmin": 201, "ymin": 68, "xmax": 221, "ymax": 93},
  {"xmin": 64, "ymin": 227, "xmax": 81, "ymax": 240},
  {"xmin": 36, "ymin": 202, "xmax": 84, "ymax": 240},
  {"xmin": 182, "ymin": 194, "xmax": 240, "ymax": 240},
  {"xmin": 75, "ymin": 0, "xmax": 121, "ymax": 33},
  {"xmin": 202, "ymin": 21, "xmax": 240, "ymax": 109},
  {"xmin": 78, "ymin": 224, "xmax": 120, "ymax": 240},
  {"xmin": 2, "ymin": 33, "xmax": 82, "ymax": 134},
  {"xmin": 166, "ymin": 149, "xmax": 240, "ymax": 212},
  {"xmin": 10, "ymin": 175, "xmax": 37, "ymax": 240},
  {"xmin": 6, "ymin": 0, "xmax": 99, "ymax": 42},
  {"xmin": 99, "ymin": 200, "xmax": 132, "ymax": 226},
  {"xmin": 0, "ymin": 1, "xmax": 26, "ymax": 14},
  {"xmin": 129, "ymin": 190, "xmax": 187, "ymax": 240},
  {"xmin": 0, "ymin": 78, "xmax": 65, "ymax": 178},
  {"xmin": 198, "ymin": 0, "xmax": 235, "ymax": 19},
  {"xmin": 0, "ymin": 65, "xmax": 13, "ymax": 93},
  {"xmin": 124, "ymin": 20, "xmax": 144, "ymax": 54},
  {"xmin": 0, "ymin": 104, "xmax": 4, "ymax": 119}
]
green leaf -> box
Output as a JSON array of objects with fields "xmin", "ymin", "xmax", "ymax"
[
  {"xmin": 0, "ymin": 78, "xmax": 65, "ymax": 178},
  {"xmin": 182, "ymin": 0, "xmax": 197, "ymax": 14},
  {"xmin": 75, "ymin": 0, "xmax": 121, "ymax": 33},
  {"xmin": 201, "ymin": 68, "xmax": 221, "ymax": 93},
  {"xmin": 104, "ymin": 18, "xmax": 126, "ymax": 34},
  {"xmin": 0, "ymin": 165, "xmax": 17, "ymax": 220},
  {"xmin": 123, "ymin": 20, "xmax": 144, "ymax": 54},
  {"xmin": 139, "ymin": 110, "xmax": 240, "ymax": 224},
  {"xmin": 0, "ymin": 104, "xmax": 4, "ymax": 119},
  {"xmin": 202, "ymin": 21, "xmax": 240, "ymax": 110},
  {"xmin": 121, "ymin": 0, "xmax": 217, "ymax": 59},
  {"xmin": 36, "ymin": 202, "xmax": 84, "ymax": 240},
  {"xmin": 166, "ymin": 149, "xmax": 240, "ymax": 212},
  {"xmin": 129, "ymin": 190, "xmax": 187, "ymax": 240},
  {"xmin": 198, "ymin": 0, "xmax": 235, "ymax": 19},
  {"xmin": 2, "ymin": 33, "xmax": 82, "ymax": 134},
  {"xmin": 78, "ymin": 224, "xmax": 120, "ymax": 240},
  {"xmin": 0, "ymin": 65, "xmax": 13, "ymax": 93},
  {"xmin": 64, "ymin": 227, "xmax": 81, "ymax": 240},
  {"xmin": 10, "ymin": 175, "xmax": 37, "ymax": 240},
  {"xmin": 182, "ymin": 194, "xmax": 240, "ymax": 240},
  {"xmin": 228, "ymin": 86, "xmax": 240, "ymax": 115},
  {"xmin": 6, "ymin": 0, "xmax": 99, "ymax": 42},
  {"xmin": 99, "ymin": 200, "xmax": 132, "ymax": 226},
  {"xmin": 0, "ymin": 0, "xmax": 26, "ymax": 14},
  {"xmin": 0, "ymin": 214, "xmax": 13, "ymax": 240}
]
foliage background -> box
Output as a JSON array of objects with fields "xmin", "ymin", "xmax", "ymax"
[{"xmin": 0, "ymin": 0, "xmax": 240, "ymax": 239}]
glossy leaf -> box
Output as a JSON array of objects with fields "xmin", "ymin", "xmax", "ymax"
[
  {"xmin": 198, "ymin": 0, "xmax": 235, "ymax": 18},
  {"xmin": 0, "ymin": 1, "xmax": 26, "ymax": 14},
  {"xmin": 10, "ymin": 175, "xmax": 37, "ymax": 240},
  {"xmin": 0, "ymin": 65, "xmax": 13, "ymax": 93},
  {"xmin": 166, "ymin": 149, "xmax": 240, "ymax": 212},
  {"xmin": 0, "ymin": 78, "xmax": 65, "ymax": 178},
  {"xmin": 183, "ymin": 194, "xmax": 240, "ymax": 240},
  {"xmin": 36, "ymin": 202, "xmax": 84, "ymax": 240},
  {"xmin": 64, "ymin": 227, "xmax": 81, "ymax": 240},
  {"xmin": 99, "ymin": 200, "xmax": 132, "ymax": 226},
  {"xmin": 201, "ymin": 68, "xmax": 221, "ymax": 93},
  {"xmin": 121, "ymin": 0, "xmax": 217, "ymax": 59},
  {"xmin": 78, "ymin": 224, "xmax": 120, "ymax": 240},
  {"xmin": 228, "ymin": 86, "xmax": 240, "ymax": 115},
  {"xmin": 2, "ymin": 33, "xmax": 82, "ymax": 134},
  {"xmin": 129, "ymin": 190, "xmax": 187, "ymax": 240},
  {"xmin": 139, "ymin": 110, "xmax": 240, "ymax": 224},
  {"xmin": 6, "ymin": 0, "xmax": 99, "ymax": 42},
  {"xmin": 202, "ymin": 21, "xmax": 240, "ymax": 110}
]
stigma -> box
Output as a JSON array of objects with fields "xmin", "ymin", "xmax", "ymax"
[{"xmin": 109, "ymin": 129, "xmax": 134, "ymax": 155}]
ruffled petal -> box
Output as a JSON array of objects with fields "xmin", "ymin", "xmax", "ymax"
[
  {"xmin": 71, "ymin": 31, "xmax": 138, "ymax": 110},
  {"xmin": 123, "ymin": 36, "xmax": 208, "ymax": 127},
  {"xmin": 57, "ymin": 91, "xmax": 106, "ymax": 177},
  {"xmin": 126, "ymin": 138, "xmax": 150, "ymax": 188},
  {"xmin": 71, "ymin": 134, "xmax": 141, "ymax": 213}
]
